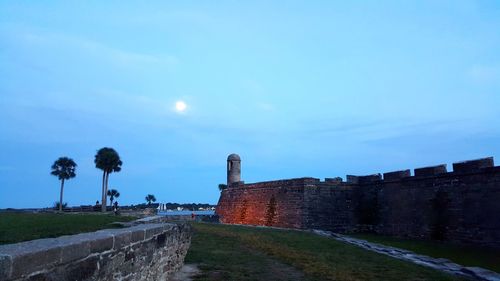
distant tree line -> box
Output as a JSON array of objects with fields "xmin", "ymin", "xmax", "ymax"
[{"xmin": 50, "ymin": 147, "xmax": 208, "ymax": 213}]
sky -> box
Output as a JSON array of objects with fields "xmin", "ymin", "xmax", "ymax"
[{"xmin": 1, "ymin": 1, "xmax": 499, "ymax": 208}]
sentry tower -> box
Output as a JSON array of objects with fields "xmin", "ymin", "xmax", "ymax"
[{"xmin": 227, "ymin": 153, "xmax": 241, "ymax": 186}]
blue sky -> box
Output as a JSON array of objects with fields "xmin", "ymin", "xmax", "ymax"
[{"xmin": 1, "ymin": 1, "xmax": 499, "ymax": 208}]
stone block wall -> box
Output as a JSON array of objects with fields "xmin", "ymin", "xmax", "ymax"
[
  {"xmin": 303, "ymin": 182, "xmax": 354, "ymax": 232},
  {"xmin": 371, "ymin": 164, "xmax": 500, "ymax": 247},
  {"xmin": 0, "ymin": 221, "xmax": 192, "ymax": 281},
  {"xmin": 216, "ymin": 157, "xmax": 500, "ymax": 248},
  {"xmin": 216, "ymin": 178, "xmax": 317, "ymax": 229}
]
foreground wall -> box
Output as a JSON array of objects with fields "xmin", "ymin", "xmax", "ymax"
[
  {"xmin": 0, "ymin": 221, "xmax": 192, "ymax": 281},
  {"xmin": 216, "ymin": 157, "xmax": 500, "ymax": 248}
]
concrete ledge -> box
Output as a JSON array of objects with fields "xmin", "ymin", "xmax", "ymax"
[{"xmin": 0, "ymin": 221, "xmax": 192, "ymax": 280}]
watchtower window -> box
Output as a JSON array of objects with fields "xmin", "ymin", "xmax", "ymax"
[{"xmin": 228, "ymin": 162, "xmax": 232, "ymax": 171}]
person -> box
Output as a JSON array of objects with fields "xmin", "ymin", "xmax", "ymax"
[
  {"xmin": 191, "ymin": 212, "xmax": 195, "ymax": 220},
  {"xmin": 113, "ymin": 201, "xmax": 119, "ymax": 215}
]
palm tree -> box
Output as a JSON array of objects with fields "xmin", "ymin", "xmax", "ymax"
[
  {"xmin": 145, "ymin": 194, "xmax": 156, "ymax": 205},
  {"xmin": 51, "ymin": 157, "xmax": 77, "ymax": 212},
  {"xmin": 95, "ymin": 147, "xmax": 122, "ymax": 212},
  {"xmin": 107, "ymin": 189, "xmax": 120, "ymax": 206}
]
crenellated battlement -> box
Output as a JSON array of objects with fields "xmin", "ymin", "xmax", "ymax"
[
  {"xmin": 229, "ymin": 157, "xmax": 497, "ymax": 189},
  {"xmin": 344, "ymin": 157, "xmax": 497, "ymax": 184}
]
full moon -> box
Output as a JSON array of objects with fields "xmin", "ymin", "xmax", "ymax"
[{"xmin": 175, "ymin": 101, "xmax": 187, "ymax": 112}]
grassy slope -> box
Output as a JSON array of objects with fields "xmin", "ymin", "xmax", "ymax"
[
  {"xmin": 186, "ymin": 223, "xmax": 465, "ymax": 281},
  {"xmin": 349, "ymin": 233, "xmax": 500, "ymax": 273},
  {"xmin": 0, "ymin": 212, "xmax": 135, "ymax": 245}
]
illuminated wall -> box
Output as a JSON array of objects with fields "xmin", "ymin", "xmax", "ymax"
[{"xmin": 216, "ymin": 157, "xmax": 500, "ymax": 248}]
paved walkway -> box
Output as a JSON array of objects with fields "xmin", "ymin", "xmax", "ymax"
[{"xmin": 312, "ymin": 230, "xmax": 500, "ymax": 281}]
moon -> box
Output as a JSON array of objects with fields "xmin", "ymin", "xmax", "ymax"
[{"xmin": 175, "ymin": 101, "xmax": 187, "ymax": 112}]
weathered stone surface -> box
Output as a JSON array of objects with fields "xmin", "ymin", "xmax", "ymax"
[
  {"xmin": 463, "ymin": 267, "xmax": 500, "ymax": 281},
  {"xmin": 357, "ymin": 174, "xmax": 382, "ymax": 184},
  {"xmin": 0, "ymin": 254, "xmax": 12, "ymax": 280},
  {"xmin": 0, "ymin": 238, "xmax": 63, "ymax": 279},
  {"xmin": 414, "ymin": 164, "xmax": 447, "ymax": 177},
  {"xmin": 227, "ymin": 153, "xmax": 241, "ymax": 186},
  {"xmin": 60, "ymin": 238, "xmax": 90, "ymax": 264},
  {"xmin": 346, "ymin": 175, "xmax": 359, "ymax": 184},
  {"xmin": 383, "ymin": 169, "xmax": 411, "ymax": 181},
  {"xmin": 453, "ymin": 157, "xmax": 494, "ymax": 173},
  {"xmin": 216, "ymin": 156, "xmax": 500, "ymax": 248},
  {"xmin": 129, "ymin": 227, "xmax": 146, "ymax": 243},
  {"xmin": 63, "ymin": 255, "xmax": 99, "ymax": 280},
  {"xmin": 324, "ymin": 177, "xmax": 343, "ymax": 183},
  {"xmin": 95, "ymin": 228, "xmax": 132, "ymax": 250},
  {"xmin": 0, "ymin": 222, "xmax": 192, "ymax": 281},
  {"xmin": 144, "ymin": 224, "xmax": 165, "ymax": 239},
  {"xmin": 87, "ymin": 232, "xmax": 114, "ymax": 253}
]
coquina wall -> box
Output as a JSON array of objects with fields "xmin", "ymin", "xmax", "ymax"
[
  {"xmin": 0, "ymin": 218, "xmax": 192, "ymax": 281},
  {"xmin": 216, "ymin": 157, "xmax": 500, "ymax": 248},
  {"xmin": 217, "ymin": 178, "xmax": 312, "ymax": 229}
]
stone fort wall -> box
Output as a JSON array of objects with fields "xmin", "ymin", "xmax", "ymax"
[
  {"xmin": 216, "ymin": 157, "xmax": 500, "ymax": 248},
  {"xmin": 0, "ymin": 218, "xmax": 192, "ymax": 281}
]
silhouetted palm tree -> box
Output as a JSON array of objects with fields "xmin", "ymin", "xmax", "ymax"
[
  {"xmin": 51, "ymin": 157, "xmax": 77, "ymax": 212},
  {"xmin": 107, "ymin": 189, "xmax": 120, "ymax": 206},
  {"xmin": 95, "ymin": 147, "xmax": 122, "ymax": 212},
  {"xmin": 145, "ymin": 194, "xmax": 156, "ymax": 205}
]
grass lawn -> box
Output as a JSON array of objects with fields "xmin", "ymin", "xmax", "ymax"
[
  {"xmin": 0, "ymin": 212, "xmax": 136, "ymax": 245},
  {"xmin": 185, "ymin": 223, "xmax": 466, "ymax": 281},
  {"xmin": 349, "ymin": 233, "xmax": 500, "ymax": 273}
]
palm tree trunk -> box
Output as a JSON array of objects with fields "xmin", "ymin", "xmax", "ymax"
[
  {"xmin": 104, "ymin": 172, "xmax": 110, "ymax": 211},
  {"xmin": 101, "ymin": 171, "xmax": 106, "ymax": 212},
  {"xmin": 59, "ymin": 179, "xmax": 65, "ymax": 212}
]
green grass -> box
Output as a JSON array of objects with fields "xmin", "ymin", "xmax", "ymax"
[
  {"xmin": 185, "ymin": 223, "xmax": 466, "ymax": 281},
  {"xmin": 349, "ymin": 233, "xmax": 500, "ymax": 273},
  {"xmin": 0, "ymin": 212, "xmax": 136, "ymax": 245}
]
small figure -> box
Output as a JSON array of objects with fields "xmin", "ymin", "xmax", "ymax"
[
  {"xmin": 113, "ymin": 201, "xmax": 119, "ymax": 216},
  {"xmin": 94, "ymin": 200, "xmax": 100, "ymax": 212},
  {"xmin": 191, "ymin": 212, "xmax": 196, "ymax": 220}
]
